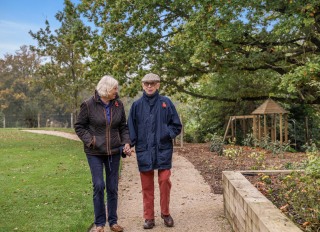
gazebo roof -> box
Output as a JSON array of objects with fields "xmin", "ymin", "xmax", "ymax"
[{"xmin": 251, "ymin": 98, "xmax": 288, "ymax": 115}]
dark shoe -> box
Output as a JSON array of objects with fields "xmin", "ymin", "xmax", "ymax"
[
  {"xmin": 95, "ymin": 226, "xmax": 105, "ymax": 232},
  {"xmin": 110, "ymin": 224, "xmax": 124, "ymax": 232},
  {"xmin": 143, "ymin": 219, "xmax": 155, "ymax": 229},
  {"xmin": 161, "ymin": 214, "xmax": 174, "ymax": 227}
]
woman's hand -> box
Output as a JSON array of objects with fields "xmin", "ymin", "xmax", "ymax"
[{"xmin": 123, "ymin": 143, "xmax": 131, "ymax": 156}]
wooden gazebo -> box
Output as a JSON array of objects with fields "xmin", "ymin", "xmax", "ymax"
[
  {"xmin": 223, "ymin": 98, "xmax": 289, "ymax": 145},
  {"xmin": 251, "ymin": 98, "xmax": 288, "ymax": 144}
]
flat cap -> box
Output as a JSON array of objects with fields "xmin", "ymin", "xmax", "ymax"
[{"xmin": 141, "ymin": 73, "xmax": 160, "ymax": 82}]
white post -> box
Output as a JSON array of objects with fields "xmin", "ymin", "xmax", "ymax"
[
  {"xmin": 180, "ymin": 117, "xmax": 183, "ymax": 148},
  {"xmin": 38, "ymin": 113, "xmax": 41, "ymax": 128},
  {"xmin": 70, "ymin": 113, "xmax": 74, "ymax": 129},
  {"xmin": 3, "ymin": 114, "xmax": 5, "ymax": 128},
  {"xmin": 180, "ymin": 126, "xmax": 183, "ymax": 148}
]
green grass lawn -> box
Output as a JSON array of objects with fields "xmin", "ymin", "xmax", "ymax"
[{"xmin": 0, "ymin": 129, "xmax": 93, "ymax": 231}]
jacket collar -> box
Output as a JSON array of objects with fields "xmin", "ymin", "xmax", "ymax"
[{"xmin": 143, "ymin": 90, "xmax": 159, "ymax": 106}]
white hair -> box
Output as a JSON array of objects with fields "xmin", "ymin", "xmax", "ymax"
[{"xmin": 96, "ymin": 75, "xmax": 118, "ymax": 97}]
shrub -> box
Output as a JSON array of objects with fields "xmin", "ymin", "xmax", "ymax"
[
  {"xmin": 209, "ymin": 134, "xmax": 224, "ymax": 156},
  {"xmin": 305, "ymin": 151, "xmax": 320, "ymax": 179},
  {"xmin": 281, "ymin": 171, "xmax": 320, "ymax": 231},
  {"xmin": 248, "ymin": 151, "xmax": 266, "ymax": 170},
  {"xmin": 223, "ymin": 146, "xmax": 242, "ymax": 160},
  {"xmin": 264, "ymin": 151, "xmax": 320, "ymax": 231},
  {"xmin": 242, "ymin": 133, "xmax": 257, "ymax": 147},
  {"xmin": 184, "ymin": 133, "xmax": 194, "ymax": 143}
]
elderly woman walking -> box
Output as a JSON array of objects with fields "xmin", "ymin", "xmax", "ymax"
[{"xmin": 75, "ymin": 75, "xmax": 131, "ymax": 232}]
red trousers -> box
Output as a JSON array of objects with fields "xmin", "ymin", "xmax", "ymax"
[{"xmin": 140, "ymin": 169, "xmax": 172, "ymax": 220}]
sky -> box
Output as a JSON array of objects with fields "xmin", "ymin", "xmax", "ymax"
[{"xmin": 0, "ymin": 0, "xmax": 79, "ymax": 58}]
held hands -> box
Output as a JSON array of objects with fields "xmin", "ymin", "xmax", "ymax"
[{"xmin": 123, "ymin": 143, "xmax": 132, "ymax": 156}]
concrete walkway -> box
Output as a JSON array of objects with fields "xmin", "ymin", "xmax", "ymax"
[{"xmin": 115, "ymin": 153, "xmax": 232, "ymax": 232}]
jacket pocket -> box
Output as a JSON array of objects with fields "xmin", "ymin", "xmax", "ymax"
[
  {"xmin": 158, "ymin": 142, "xmax": 173, "ymax": 166},
  {"xmin": 135, "ymin": 144, "xmax": 150, "ymax": 168},
  {"xmin": 158, "ymin": 142, "xmax": 173, "ymax": 150},
  {"xmin": 94, "ymin": 135, "xmax": 106, "ymax": 154},
  {"xmin": 160, "ymin": 126, "xmax": 171, "ymax": 143},
  {"xmin": 135, "ymin": 144, "xmax": 147, "ymax": 152}
]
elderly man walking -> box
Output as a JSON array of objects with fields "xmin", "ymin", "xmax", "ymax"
[{"xmin": 128, "ymin": 73, "xmax": 182, "ymax": 229}]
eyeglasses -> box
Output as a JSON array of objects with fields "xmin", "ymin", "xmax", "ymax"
[{"xmin": 143, "ymin": 82, "xmax": 159, "ymax": 87}]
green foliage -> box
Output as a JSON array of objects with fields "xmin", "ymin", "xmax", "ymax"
[
  {"xmin": 280, "ymin": 56, "xmax": 320, "ymax": 103},
  {"xmin": 242, "ymin": 133, "xmax": 258, "ymax": 147},
  {"xmin": 303, "ymin": 142, "xmax": 319, "ymax": 153},
  {"xmin": 223, "ymin": 146, "xmax": 243, "ymax": 160},
  {"xmin": 209, "ymin": 134, "xmax": 224, "ymax": 156},
  {"xmin": 79, "ymin": 0, "xmax": 320, "ymax": 107},
  {"xmin": 0, "ymin": 46, "xmax": 73, "ymax": 127},
  {"xmin": 248, "ymin": 151, "xmax": 266, "ymax": 170},
  {"xmin": 0, "ymin": 46, "xmax": 39, "ymax": 113},
  {"xmin": 286, "ymin": 104, "xmax": 320, "ymax": 150},
  {"xmin": 279, "ymin": 171, "xmax": 320, "ymax": 231},
  {"xmin": 305, "ymin": 150, "xmax": 320, "ymax": 178},
  {"xmin": 262, "ymin": 150, "xmax": 320, "ymax": 231},
  {"xmin": 269, "ymin": 141, "xmax": 291, "ymax": 156},
  {"xmin": 22, "ymin": 103, "xmax": 38, "ymax": 128},
  {"xmin": 78, "ymin": 1, "xmax": 320, "ymax": 149},
  {"xmin": 29, "ymin": 0, "xmax": 95, "ymax": 114},
  {"xmin": 3, "ymin": 0, "xmax": 320, "ymax": 144},
  {"xmin": 0, "ymin": 112, "xmax": 4, "ymax": 128},
  {"xmin": 260, "ymin": 174, "xmax": 272, "ymax": 185},
  {"xmin": 254, "ymin": 136, "xmax": 291, "ymax": 156},
  {"xmin": 0, "ymin": 129, "xmax": 92, "ymax": 231},
  {"xmin": 174, "ymin": 70, "xmax": 282, "ymax": 145},
  {"xmin": 222, "ymin": 139, "xmax": 243, "ymax": 161},
  {"xmin": 306, "ymin": 155, "xmax": 320, "ymax": 178},
  {"xmin": 184, "ymin": 130, "xmax": 207, "ymax": 143}
]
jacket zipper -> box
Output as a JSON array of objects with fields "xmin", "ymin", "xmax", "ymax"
[
  {"xmin": 108, "ymin": 107, "xmax": 112, "ymax": 154},
  {"xmin": 104, "ymin": 107, "xmax": 112, "ymax": 155}
]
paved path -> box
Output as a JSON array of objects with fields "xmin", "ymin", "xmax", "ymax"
[
  {"xmin": 23, "ymin": 130, "xmax": 232, "ymax": 232},
  {"xmin": 22, "ymin": 130, "xmax": 80, "ymax": 141},
  {"xmin": 116, "ymin": 153, "xmax": 232, "ymax": 232}
]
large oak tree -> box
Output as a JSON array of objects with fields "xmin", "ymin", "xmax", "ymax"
[{"xmin": 80, "ymin": 0, "xmax": 320, "ymax": 104}]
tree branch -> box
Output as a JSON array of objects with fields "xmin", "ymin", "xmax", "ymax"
[{"xmin": 163, "ymin": 80, "xmax": 320, "ymax": 104}]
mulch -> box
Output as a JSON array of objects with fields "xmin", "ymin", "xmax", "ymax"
[{"xmin": 174, "ymin": 143, "xmax": 307, "ymax": 194}]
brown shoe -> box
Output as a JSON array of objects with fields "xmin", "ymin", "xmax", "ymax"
[
  {"xmin": 96, "ymin": 226, "xmax": 105, "ymax": 232},
  {"xmin": 110, "ymin": 224, "xmax": 124, "ymax": 232},
  {"xmin": 143, "ymin": 219, "xmax": 155, "ymax": 229},
  {"xmin": 161, "ymin": 214, "xmax": 174, "ymax": 227}
]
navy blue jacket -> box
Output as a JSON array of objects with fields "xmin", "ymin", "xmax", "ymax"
[{"xmin": 128, "ymin": 91, "xmax": 182, "ymax": 172}]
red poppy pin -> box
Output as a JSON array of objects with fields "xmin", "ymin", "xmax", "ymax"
[
  {"xmin": 162, "ymin": 102, "xmax": 167, "ymax": 108},
  {"xmin": 115, "ymin": 101, "xmax": 119, "ymax": 107}
]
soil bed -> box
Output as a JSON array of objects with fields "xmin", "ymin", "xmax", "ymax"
[
  {"xmin": 174, "ymin": 143, "xmax": 306, "ymax": 194},
  {"xmin": 174, "ymin": 143, "xmax": 314, "ymax": 231}
]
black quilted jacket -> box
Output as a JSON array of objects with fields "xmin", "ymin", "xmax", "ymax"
[{"xmin": 74, "ymin": 91, "xmax": 130, "ymax": 156}]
